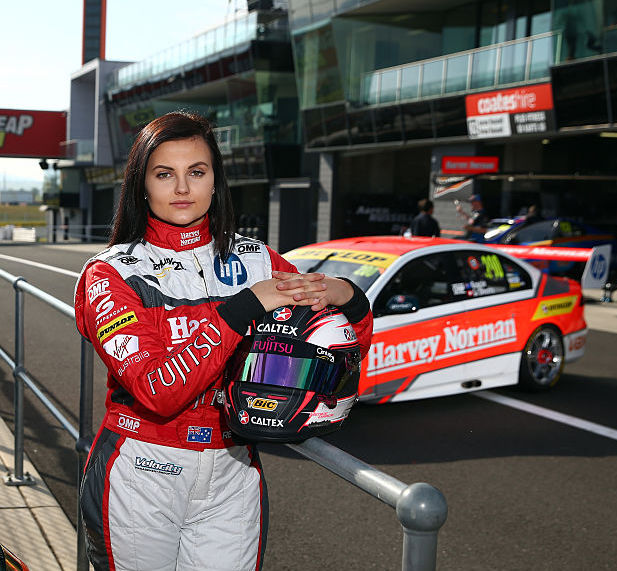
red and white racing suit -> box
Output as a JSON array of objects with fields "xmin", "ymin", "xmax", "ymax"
[{"xmin": 74, "ymin": 215, "xmax": 373, "ymax": 571}]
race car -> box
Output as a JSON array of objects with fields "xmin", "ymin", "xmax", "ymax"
[
  {"xmin": 283, "ymin": 236, "xmax": 606, "ymax": 404},
  {"xmin": 482, "ymin": 217, "xmax": 617, "ymax": 277}
]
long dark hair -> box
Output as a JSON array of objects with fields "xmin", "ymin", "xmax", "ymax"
[{"xmin": 109, "ymin": 111, "xmax": 235, "ymax": 259}]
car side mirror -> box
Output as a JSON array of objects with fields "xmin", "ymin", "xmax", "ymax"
[{"xmin": 385, "ymin": 295, "xmax": 420, "ymax": 314}]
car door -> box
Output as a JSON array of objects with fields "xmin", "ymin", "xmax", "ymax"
[
  {"xmin": 362, "ymin": 250, "xmax": 469, "ymax": 403},
  {"xmin": 450, "ymin": 248, "xmax": 535, "ymax": 389}
]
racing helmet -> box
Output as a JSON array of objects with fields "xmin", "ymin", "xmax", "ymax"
[{"xmin": 223, "ymin": 305, "xmax": 362, "ymax": 442}]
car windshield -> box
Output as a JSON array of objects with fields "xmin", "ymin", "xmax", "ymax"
[{"xmin": 284, "ymin": 249, "xmax": 391, "ymax": 292}]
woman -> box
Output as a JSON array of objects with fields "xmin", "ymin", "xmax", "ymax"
[{"xmin": 73, "ymin": 111, "xmax": 373, "ymax": 570}]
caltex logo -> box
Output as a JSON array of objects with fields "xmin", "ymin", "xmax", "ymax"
[
  {"xmin": 239, "ymin": 410, "xmax": 249, "ymax": 424},
  {"xmin": 273, "ymin": 307, "xmax": 292, "ymax": 321}
]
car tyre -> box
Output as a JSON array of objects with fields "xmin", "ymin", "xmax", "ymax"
[{"xmin": 519, "ymin": 325, "xmax": 564, "ymax": 391}]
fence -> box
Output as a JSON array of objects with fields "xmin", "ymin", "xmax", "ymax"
[{"xmin": 0, "ymin": 266, "xmax": 448, "ymax": 570}]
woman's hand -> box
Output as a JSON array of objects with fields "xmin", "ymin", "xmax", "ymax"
[
  {"xmin": 272, "ymin": 271, "xmax": 353, "ymax": 312},
  {"xmin": 250, "ymin": 271, "xmax": 326, "ymax": 312}
]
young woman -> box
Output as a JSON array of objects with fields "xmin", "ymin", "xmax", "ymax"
[{"xmin": 73, "ymin": 111, "xmax": 373, "ymax": 570}]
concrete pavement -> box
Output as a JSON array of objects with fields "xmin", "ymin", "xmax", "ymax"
[{"xmin": 0, "ymin": 289, "xmax": 615, "ymax": 570}]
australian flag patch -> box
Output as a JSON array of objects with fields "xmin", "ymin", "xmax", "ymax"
[{"xmin": 187, "ymin": 426, "xmax": 213, "ymax": 443}]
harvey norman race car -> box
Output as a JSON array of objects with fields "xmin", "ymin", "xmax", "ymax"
[{"xmin": 284, "ymin": 237, "xmax": 611, "ymax": 404}]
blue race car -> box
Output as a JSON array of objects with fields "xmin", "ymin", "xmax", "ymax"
[{"xmin": 481, "ymin": 217, "xmax": 616, "ymax": 277}]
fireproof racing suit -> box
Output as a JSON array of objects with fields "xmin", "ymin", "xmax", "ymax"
[{"xmin": 74, "ymin": 215, "xmax": 373, "ymax": 571}]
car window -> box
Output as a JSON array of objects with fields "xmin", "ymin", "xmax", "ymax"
[
  {"xmin": 556, "ymin": 220, "xmax": 583, "ymax": 237},
  {"xmin": 504, "ymin": 219, "xmax": 557, "ymax": 244},
  {"xmin": 451, "ymin": 251, "xmax": 532, "ymax": 298},
  {"xmin": 373, "ymin": 253, "xmax": 458, "ymax": 317}
]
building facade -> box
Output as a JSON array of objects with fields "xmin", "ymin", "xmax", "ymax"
[{"xmin": 60, "ymin": 0, "xmax": 617, "ymax": 248}]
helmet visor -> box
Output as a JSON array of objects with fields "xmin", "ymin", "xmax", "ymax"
[{"xmin": 227, "ymin": 340, "xmax": 357, "ymax": 396}]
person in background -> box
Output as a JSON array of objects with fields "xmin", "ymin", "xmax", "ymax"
[
  {"xmin": 411, "ymin": 198, "xmax": 441, "ymax": 237},
  {"xmin": 73, "ymin": 111, "xmax": 373, "ymax": 570},
  {"xmin": 524, "ymin": 203, "xmax": 542, "ymax": 224},
  {"xmin": 456, "ymin": 194, "xmax": 490, "ymax": 241}
]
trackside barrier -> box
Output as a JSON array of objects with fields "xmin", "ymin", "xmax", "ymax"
[
  {"xmin": 0, "ymin": 267, "xmax": 448, "ymax": 571},
  {"xmin": 47, "ymin": 224, "xmax": 110, "ymax": 243}
]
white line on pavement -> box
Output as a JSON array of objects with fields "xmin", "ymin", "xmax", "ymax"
[
  {"xmin": 475, "ymin": 390, "xmax": 617, "ymax": 441},
  {"xmin": 0, "ymin": 254, "xmax": 80, "ymax": 278}
]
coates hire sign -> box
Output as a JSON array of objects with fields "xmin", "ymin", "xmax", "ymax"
[
  {"xmin": 465, "ymin": 83, "xmax": 554, "ymax": 139},
  {"xmin": 441, "ymin": 156, "xmax": 499, "ymax": 175},
  {"xmin": 0, "ymin": 109, "xmax": 67, "ymax": 158}
]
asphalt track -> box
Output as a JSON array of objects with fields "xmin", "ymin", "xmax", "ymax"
[{"xmin": 0, "ymin": 243, "xmax": 616, "ymax": 570}]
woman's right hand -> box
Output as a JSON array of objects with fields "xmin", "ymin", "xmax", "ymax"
[{"xmin": 250, "ymin": 273, "xmax": 325, "ymax": 312}]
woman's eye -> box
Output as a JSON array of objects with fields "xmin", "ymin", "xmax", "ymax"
[
  {"xmin": 156, "ymin": 171, "xmax": 171, "ymax": 179},
  {"xmin": 190, "ymin": 169, "xmax": 205, "ymax": 177}
]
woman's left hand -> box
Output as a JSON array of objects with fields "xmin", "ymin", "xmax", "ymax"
[{"xmin": 272, "ymin": 271, "xmax": 353, "ymax": 311}]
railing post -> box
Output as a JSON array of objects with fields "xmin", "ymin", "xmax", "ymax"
[
  {"xmin": 5, "ymin": 277, "xmax": 35, "ymax": 486},
  {"xmin": 76, "ymin": 338, "xmax": 94, "ymax": 571},
  {"xmin": 397, "ymin": 482, "xmax": 448, "ymax": 571}
]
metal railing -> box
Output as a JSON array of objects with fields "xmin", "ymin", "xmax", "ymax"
[
  {"xmin": 47, "ymin": 224, "xmax": 110, "ymax": 243},
  {"xmin": 361, "ymin": 31, "xmax": 562, "ymax": 106},
  {"xmin": 0, "ymin": 266, "xmax": 448, "ymax": 570}
]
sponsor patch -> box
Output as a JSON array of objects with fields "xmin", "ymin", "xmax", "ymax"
[
  {"xmin": 239, "ymin": 410, "xmax": 249, "ymax": 424},
  {"xmin": 273, "ymin": 307, "xmax": 292, "ymax": 321},
  {"xmin": 97, "ymin": 311, "xmax": 138, "ymax": 343},
  {"xmin": 151, "ymin": 257, "xmax": 186, "ymax": 277},
  {"xmin": 250, "ymin": 416, "xmax": 283, "ymax": 427},
  {"xmin": 180, "ymin": 229, "xmax": 201, "ymax": 247},
  {"xmin": 187, "ymin": 426, "xmax": 213, "ymax": 443},
  {"xmin": 134, "ymin": 457, "xmax": 183, "ymax": 475},
  {"xmin": 117, "ymin": 413, "xmax": 140, "ymax": 433},
  {"xmin": 256, "ymin": 323, "xmax": 298, "ymax": 335},
  {"xmin": 532, "ymin": 295, "xmax": 577, "ymax": 320},
  {"xmin": 214, "ymin": 253, "xmax": 247, "ymax": 286},
  {"xmin": 118, "ymin": 256, "xmax": 139, "ymax": 265},
  {"xmin": 116, "ymin": 350, "xmax": 150, "ymax": 377},
  {"xmin": 247, "ymin": 397, "xmax": 279, "ymax": 411},
  {"xmin": 167, "ymin": 316, "xmax": 208, "ymax": 346},
  {"xmin": 316, "ymin": 347, "xmax": 335, "ymax": 363},
  {"xmin": 252, "ymin": 336, "xmax": 294, "ymax": 355},
  {"xmin": 237, "ymin": 243, "xmax": 261, "ymax": 254},
  {"xmin": 103, "ymin": 334, "xmax": 139, "ymax": 361}
]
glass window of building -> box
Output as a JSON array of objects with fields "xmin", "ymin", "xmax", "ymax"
[{"xmin": 293, "ymin": 24, "xmax": 344, "ymax": 108}]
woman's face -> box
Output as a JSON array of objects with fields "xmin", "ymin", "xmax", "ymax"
[{"xmin": 145, "ymin": 136, "xmax": 215, "ymax": 227}]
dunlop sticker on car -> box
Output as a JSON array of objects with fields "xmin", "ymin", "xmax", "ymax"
[
  {"xmin": 285, "ymin": 248, "xmax": 397, "ymax": 268},
  {"xmin": 532, "ymin": 295, "xmax": 578, "ymax": 320},
  {"xmin": 97, "ymin": 311, "xmax": 138, "ymax": 343}
]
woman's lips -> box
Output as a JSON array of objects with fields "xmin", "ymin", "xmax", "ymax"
[{"xmin": 170, "ymin": 201, "xmax": 194, "ymax": 208}]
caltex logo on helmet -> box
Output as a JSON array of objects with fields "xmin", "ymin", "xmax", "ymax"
[
  {"xmin": 273, "ymin": 307, "xmax": 292, "ymax": 321},
  {"xmin": 239, "ymin": 410, "xmax": 249, "ymax": 424}
]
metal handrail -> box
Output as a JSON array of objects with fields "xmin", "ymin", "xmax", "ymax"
[
  {"xmin": 0, "ymin": 265, "xmax": 447, "ymax": 570},
  {"xmin": 0, "ymin": 267, "xmax": 94, "ymax": 571}
]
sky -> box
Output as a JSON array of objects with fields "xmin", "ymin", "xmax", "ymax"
[{"xmin": 0, "ymin": 0, "xmax": 245, "ymax": 190}]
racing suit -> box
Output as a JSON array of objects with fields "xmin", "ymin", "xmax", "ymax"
[{"xmin": 74, "ymin": 214, "xmax": 373, "ymax": 571}]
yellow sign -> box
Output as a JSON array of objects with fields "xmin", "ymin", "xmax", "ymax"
[
  {"xmin": 285, "ymin": 248, "xmax": 398, "ymax": 269},
  {"xmin": 532, "ymin": 296, "xmax": 577, "ymax": 320},
  {"xmin": 97, "ymin": 312, "xmax": 138, "ymax": 343}
]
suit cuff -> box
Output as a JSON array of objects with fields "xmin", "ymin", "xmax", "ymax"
[
  {"xmin": 216, "ymin": 288, "xmax": 265, "ymax": 335},
  {"xmin": 337, "ymin": 277, "xmax": 370, "ymax": 323}
]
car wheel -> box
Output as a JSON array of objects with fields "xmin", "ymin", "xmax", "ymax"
[{"xmin": 519, "ymin": 325, "xmax": 564, "ymax": 391}]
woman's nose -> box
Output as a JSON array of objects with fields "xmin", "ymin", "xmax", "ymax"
[{"xmin": 175, "ymin": 176, "xmax": 189, "ymax": 194}]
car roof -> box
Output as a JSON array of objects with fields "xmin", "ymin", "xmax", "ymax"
[{"xmin": 291, "ymin": 235, "xmax": 463, "ymax": 256}]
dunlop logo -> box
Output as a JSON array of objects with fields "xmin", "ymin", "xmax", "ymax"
[
  {"xmin": 247, "ymin": 397, "xmax": 278, "ymax": 411},
  {"xmin": 97, "ymin": 312, "xmax": 138, "ymax": 343}
]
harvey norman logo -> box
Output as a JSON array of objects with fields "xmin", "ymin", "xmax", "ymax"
[{"xmin": 368, "ymin": 318, "xmax": 516, "ymax": 376}]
